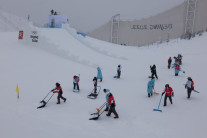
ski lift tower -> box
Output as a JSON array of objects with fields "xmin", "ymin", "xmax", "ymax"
[
  {"xmin": 110, "ymin": 14, "xmax": 120, "ymax": 44},
  {"xmin": 184, "ymin": 0, "xmax": 198, "ymax": 38}
]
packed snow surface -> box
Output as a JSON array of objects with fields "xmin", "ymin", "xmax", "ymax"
[{"xmin": 0, "ymin": 27, "xmax": 206, "ymax": 138}]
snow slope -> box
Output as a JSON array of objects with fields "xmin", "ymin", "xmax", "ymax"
[
  {"xmin": 0, "ymin": 25, "xmax": 206, "ymax": 138},
  {"xmin": 0, "ymin": 10, "xmax": 28, "ymax": 32}
]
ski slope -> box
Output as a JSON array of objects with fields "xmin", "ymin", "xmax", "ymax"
[{"xmin": 0, "ymin": 25, "xmax": 206, "ymax": 138}]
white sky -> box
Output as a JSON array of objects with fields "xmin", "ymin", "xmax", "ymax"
[{"xmin": 0, "ymin": 0, "xmax": 185, "ymax": 32}]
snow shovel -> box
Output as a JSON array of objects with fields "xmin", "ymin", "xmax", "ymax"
[
  {"xmin": 153, "ymin": 94, "xmax": 163, "ymax": 112},
  {"xmin": 37, "ymin": 92, "xmax": 55, "ymax": 109},
  {"xmin": 153, "ymin": 89, "xmax": 160, "ymax": 95},
  {"xmin": 89, "ymin": 109, "xmax": 105, "ymax": 120}
]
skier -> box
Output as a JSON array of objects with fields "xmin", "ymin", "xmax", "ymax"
[
  {"xmin": 73, "ymin": 75, "xmax": 80, "ymax": 91},
  {"xmin": 150, "ymin": 64, "xmax": 158, "ymax": 79},
  {"xmin": 162, "ymin": 84, "xmax": 174, "ymax": 106},
  {"xmin": 97, "ymin": 67, "xmax": 103, "ymax": 82},
  {"xmin": 93, "ymin": 77, "xmax": 98, "ymax": 94},
  {"xmin": 51, "ymin": 83, "xmax": 66, "ymax": 104},
  {"xmin": 117, "ymin": 64, "xmax": 121, "ymax": 78},
  {"xmin": 147, "ymin": 77, "xmax": 155, "ymax": 97},
  {"xmin": 185, "ymin": 77, "xmax": 194, "ymax": 99},
  {"xmin": 103, "ymin": 89, "xmax": 119, "ymax": 119},
  {"xmin": 168, "ymin": 57, "xmax": 172, "ymax": 69},
  {"xmin": 173, "ymin": 61, "xmax": 181, "ymax": 76}
]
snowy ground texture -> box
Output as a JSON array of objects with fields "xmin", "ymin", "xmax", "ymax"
[{"xmin": 0, "ymin": 26, "xmax": 207, "ymax": 138}]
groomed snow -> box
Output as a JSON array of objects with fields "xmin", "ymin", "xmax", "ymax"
[{"xmin": 0, "ymin": 27, "xmax": 206, "ymax": 138}]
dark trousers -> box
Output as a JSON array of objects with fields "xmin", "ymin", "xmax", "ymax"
[
  {"xmin": 187, "ymin": 88, "xmax": 192, "ymax": 98},
  {"xmin": 117, "ymin": 71, "xmax": 121, "ymax": 78},
  {"xmin": 151, "ymin": 72, "xmax": 158, "ymax": 79},
  {"xmin": 164, "ymin": 95, "xmax": 172, "ymax": 106},
  {"xmin": 73, "ymin": 83, "xmax": 79, "ymax": 90},
  {"xmin": 168, "ymin": 62, "xmax": 171, "ymax": 69},
  {"xmin": 108, "ymin": 104, "xmax": 118, "ymax": 117},
  {"xmin": 57, "ymin": 92, "xmax": 66, "ymax": 101}
]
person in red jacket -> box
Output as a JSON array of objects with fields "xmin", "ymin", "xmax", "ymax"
[
  {"xmin": 106, "ymin": 92, "xmax": 119, "ymax": 119},
  {"xmin": 51, "ymin": 82, "xmax": 66, "ymax": 104},
  {"xmin": 162, "ymin": 84, "xmax": 174, "ymax": 106}
]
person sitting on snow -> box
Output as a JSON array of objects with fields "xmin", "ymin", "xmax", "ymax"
[{"xmin": 51, "ymin": 82, "xmax": 66, "ymax": 104}]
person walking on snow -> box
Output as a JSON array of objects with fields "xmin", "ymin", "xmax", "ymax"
[
  {"xmin": 73, "ymin": 75, "xmax": 80, "ymax": 90},
  {"xmin": 168, "ymin": 57, "xmax": 172, "ymax": 69},
  {"xmin": 147, "ymin": 77, "xmax": 155, "ymax": 97},
  {"xmin": 103, "ymin": 89, "xmax": 119, "ymax": 119},
  {"xmin": 173, "ymin": 61, "xmax": 181, "ymax": 76},
  {"xmin": 185, "ymin": 77, "xmax": 194, "ymax": 99},
  {"xmin": 177, "ymin": 54, "xmax": 183, "ymax": 65},
  {"xmin": 51, "ymin": 83, "xmax": 66, "ymax": 104},
  {"xmin": 117, "ymin": 64, "xmax": 121, "ymax": 78},
  {"xmin": 97, "ymin": 67, "xmax": 103, "ymax": 82},
  {"xmin": 93, "ymin": 77, "xmax": 98, "ymax": 94},
  {"xmin": 162, "ymin": 84, "xmax": 174, "ymax": 106},
  {"xmin": 150, "ymin": 64, "xmax": 158, "ymax": 79}
]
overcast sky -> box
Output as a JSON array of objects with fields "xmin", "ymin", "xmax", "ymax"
[{"xmin": 0, "ymin": 0, "xmax": 185, "ymax": 32}]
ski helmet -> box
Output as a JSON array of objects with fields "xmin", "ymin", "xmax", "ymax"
[
  {"xmin": 187, "ymin": 77, "xmax": 192, "ymax": 80},
  {"xmin": 165, "ymin": 84, "xmax": 169, "ymax": 88}
]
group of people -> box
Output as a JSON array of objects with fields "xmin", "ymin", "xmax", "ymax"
[
  {"xmin": 50, "ymin": 65, "xmax": 121, "ymax": 119},
  {"xmin": 147, "ymin": 54, "xmax": 195, "ymax": 107}
]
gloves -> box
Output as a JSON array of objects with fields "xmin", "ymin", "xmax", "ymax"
[{"xmin": 162, "ymin": 92, "xmax": 164, "ymax": 96}]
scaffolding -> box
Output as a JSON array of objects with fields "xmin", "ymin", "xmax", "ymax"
[
  {"xmin": 184, "ymin": 0, "xmax": 198, "ymax": 37},
  {"xmin": 110, "ymin": 14, "xmax": 120, "ymax": 44}
]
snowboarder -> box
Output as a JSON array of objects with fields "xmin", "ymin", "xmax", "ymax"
[
  {"xmin": 173, "ymin": 61, "xmax": 181, "ymax": 76},
  {"xmin": 97, "ymin": 67, "xmax": 103, "ymax": 82},
  {"xmin": 150, "ymin": 64, "xmax": 158, "ymax": 79},
  {"xmin": 93, "ymin": 77, "xmax": 98, "ymax": 94},
  {"xmin": 185, "ymin": 77, "xmax": 194, "ymax": 99},
  {"xmin": 103, "ymin": 89, "xmax": 119, "ymax": 119},
  {"xmin": 168, "ymin": 57, "xmax": 172, "ymax": 69},
  {"xmin": 73, "ymin": 75, "xmax": 80, "ymax": 91},
  {"xmin": 117, "ymin": 64, "xmax": 121, "ymax": 78},
  {"xmin": 162, "ymin": 84, "xmax": 174, "ymax": 106},
  {"xmin": 51, "ymin": 83, "xmax": 66, "ymax": 104},
  {"xmin": 147, "ymin": 77, "xmax": 155, "ymax": 97}
]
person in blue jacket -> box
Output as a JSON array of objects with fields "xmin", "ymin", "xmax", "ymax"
[
  {"xmin": 173, "ymin": 61, "xmax": 181, "ymax": 76},
  {"xmin": 103, "ymin": 89, "xmax": 110, "ymax": 111},
  {"xmin": 147, "ymin": 77, "xmax": 155, "ymax": 97},
  {"xmin": 117, "ymin": 64, "xmax": 121, "ymax": 78},
  {"xmin": 97, "ymin": 67, "xmax": 103, "ymax": 82}
]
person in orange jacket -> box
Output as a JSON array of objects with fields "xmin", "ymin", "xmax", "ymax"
[
  {"xmin": 51, "ymin": 83, "xmax": 66, "ymax": 104},
  {"xmin": 162, "ymin": 84, "xmax": 174, "ymax": 106}
]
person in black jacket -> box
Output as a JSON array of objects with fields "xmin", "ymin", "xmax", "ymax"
[
  {"xmin": 168, "ymin": 57, "xmax": 172, "ymax": 69},
  {"xmin": 150, "ymin": 64, "xmax": 158, "ymax": 79}
]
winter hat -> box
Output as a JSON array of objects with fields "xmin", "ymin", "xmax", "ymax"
[
  {"xmin": 103, "ymin": 89, "xmax": 110, "ymax": 93},
  {"xmin": 187, "ymin": 77, "xmax": 192, "ymax": 80},
  {"xmin": 165, "ymin": 84, "xmax": 169, "ymax": 88},
  {"xmin": 56, "ymin": 82, "xmax": 60, "ymax": 87}
]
